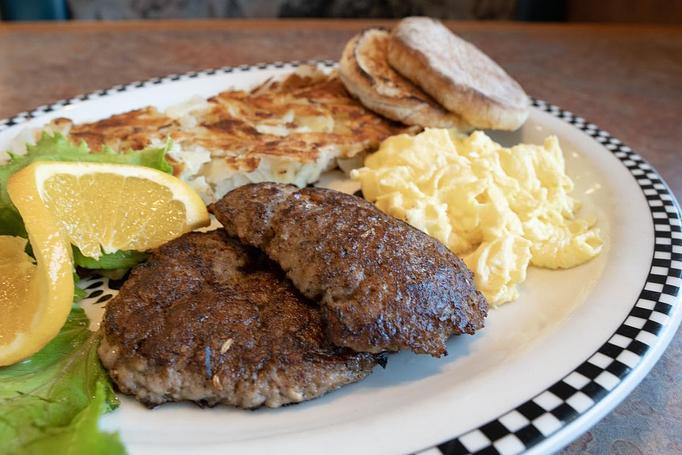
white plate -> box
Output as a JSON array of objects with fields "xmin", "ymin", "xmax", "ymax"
[{"xmin": 1, "ymin": 61, "xmax": 680, "ymax": 455}]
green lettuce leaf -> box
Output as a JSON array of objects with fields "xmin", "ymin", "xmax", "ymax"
[
  {"xmin": 0, "ymin": 132, "xmax": 172, "ymax": 237},
  {"xmin": 73, "ymin": 273, "xmax": 87, "ymax": 301},
  {"xmin": 74, "ymin": 248, "xmax": 148, "ymax": 271},
  {"xmin": 20, "ymin": 384, "xmax": 125, "ymax": 455},
  {"xmin": 0, "ymin": 307, "xmax": 124, "ymax": 455}
]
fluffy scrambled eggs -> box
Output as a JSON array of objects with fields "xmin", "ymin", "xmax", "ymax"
[{"xmin": 351, "ymin": 129, "xmax": 603, "ymax": 305}]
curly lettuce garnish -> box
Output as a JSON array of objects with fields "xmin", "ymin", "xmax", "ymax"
[{"xmin": 0, "ymin": 307, "xmax": 124, "ymax": 455}]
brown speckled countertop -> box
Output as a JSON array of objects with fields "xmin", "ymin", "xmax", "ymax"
[{"xmin": 0, "ymin": 20, "xmax": 680, "ymax": 453}]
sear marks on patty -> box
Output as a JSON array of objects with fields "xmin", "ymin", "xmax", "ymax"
[
  {"xmin": 98, "ymin": 230, "xmax": 380, "ymax": 409},
  {"xmin": 210, "ymin": 183, "xmax": 489, "ymax": 357}
]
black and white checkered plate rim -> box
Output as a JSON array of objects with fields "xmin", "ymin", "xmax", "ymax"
[{"xmin": 2, "ymin": 61, "xmax": 680, "ymax": 455}]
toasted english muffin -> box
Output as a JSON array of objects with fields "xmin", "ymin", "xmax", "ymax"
[
  {"xmin": 388, "ymin": 17, "xmax": 529, "ymax": 131},
  {"xmin": 339, "ymin": 28, "xmax": 468, "ymax": 129}
]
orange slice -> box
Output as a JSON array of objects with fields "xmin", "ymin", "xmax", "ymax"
[{"xmin": 1, "ymin": 162, "xmax": 209, "ymax": 365}]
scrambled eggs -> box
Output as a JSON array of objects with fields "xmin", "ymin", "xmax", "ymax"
[{"xmin": 351, "ymin": 129, "xmax": 603, "ymax": 305}]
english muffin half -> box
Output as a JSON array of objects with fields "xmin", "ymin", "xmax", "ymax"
[
  {"xmin": 339, "ymin": 28, "xmax": 468, "ymax": 129},
  {"xmin": 388, "ymin": 17, "xmax": 529, "ymax": 131}
]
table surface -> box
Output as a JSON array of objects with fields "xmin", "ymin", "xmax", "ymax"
[{"xmin": 1, "ymin": 19, "xmax": 680, "ymax": 454}]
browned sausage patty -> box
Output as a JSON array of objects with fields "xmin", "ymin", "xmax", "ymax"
[
  {"xmin": 210, "ymin": 183, "xmax": 488, "ymax": 357},
  {"xmin": 98, "ymin": 230, "xmax": 381, "ymax": 409}
]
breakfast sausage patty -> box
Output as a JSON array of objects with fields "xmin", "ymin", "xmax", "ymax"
[
  {"xmin": 98, "ymin": 230, "xmax": 381, "ymax": 409},
  {"xmin": 210, "ymin": 183, "xmax": 488, "ymax": 357}
]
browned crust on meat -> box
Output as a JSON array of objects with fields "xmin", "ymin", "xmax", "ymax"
[
  {"xmin": 98, "ymin": 230, "xmax": 380, "ymax": 409},
  {"xmin": 339, "ymin": 28, "xmax": 467, "ymax": 130},
  {"xmin": 388, "ymin": 17, "xmax": 529, "ymax": 131},
  {"xmin": 210, "ymin": 183, "xmax": 489, "ymax": 357}
]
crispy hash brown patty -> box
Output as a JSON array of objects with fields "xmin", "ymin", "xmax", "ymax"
[
  {"xmin": 46, "ymin": 67, "xmax": 413, "ymax": 202},
  {"xmin": 210, "ymin": 183, "xmax": 489, "ymax": 357},
  {"xmin": 98, "ymin": 230, "xmax": 381, "ymax": 409}
]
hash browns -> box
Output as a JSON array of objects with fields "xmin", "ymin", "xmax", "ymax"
[{"xmin": 47, "ymin": 66, "xmax": 411, "ymax": 201}]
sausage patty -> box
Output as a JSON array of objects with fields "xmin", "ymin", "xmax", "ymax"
[
  {"xmin": 98, "ymin": 230, "xmax": 381, "ymax": 408},
  {"xmin": 210, "ymin": 183, "xmax": 488, "ymax": 357}
]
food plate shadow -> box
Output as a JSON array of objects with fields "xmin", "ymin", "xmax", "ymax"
[
  {"xmin": 487, "ymin": 127, "xmax": 524, "ymax": 147},
  {"xmin": 361, "ymin": 334, "xmax": 477, "ymax": 388}
]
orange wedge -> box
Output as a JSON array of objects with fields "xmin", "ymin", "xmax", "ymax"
[{"xmin": 1, "ymin": 162, "xmax": 209, "ymax": 365}]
